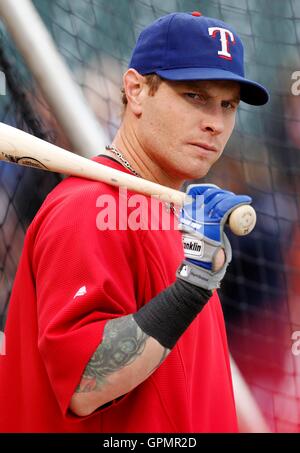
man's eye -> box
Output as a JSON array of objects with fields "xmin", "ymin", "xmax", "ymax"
[
  {"xmin": 185, "ymin": 93, "xmax": 206, "ymax": 103},
  {"xmin": 221, "ymin": 100, "xmax": 237, "ymax": 110}
]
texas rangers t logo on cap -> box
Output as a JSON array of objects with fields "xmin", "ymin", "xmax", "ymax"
[{"xmin": 208, "ymin": 27, "xmax": 235, "ymax": 60}]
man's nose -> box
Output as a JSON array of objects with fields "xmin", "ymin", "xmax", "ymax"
[{"xmin": 200, "ymin": 110, "xmax": 225, "ymax": 135}]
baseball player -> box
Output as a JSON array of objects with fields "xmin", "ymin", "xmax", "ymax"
[{"xmin": 0, "ymin": 12, "xmax": 268, "ymax": 432}]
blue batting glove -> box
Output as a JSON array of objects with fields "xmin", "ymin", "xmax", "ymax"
[{"xmin": 176, "ymin": 184, "xmax": 252, "ymax": 290}]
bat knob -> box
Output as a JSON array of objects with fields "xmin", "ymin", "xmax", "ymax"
[{"xmin": 228, "ymin": 205, "xmax": 257, "ymax": 236}]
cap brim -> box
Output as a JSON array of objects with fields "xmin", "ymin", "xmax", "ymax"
[{"xmin": 155, "ymin": 67, "xmax": 269, "ymax": 106}]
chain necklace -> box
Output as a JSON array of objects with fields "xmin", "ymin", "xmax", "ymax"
[
  {"xmin": 105, "ymin": 145, "xmax": 140, "ymax": 177},
  {"xmin": 105, "ymin": 144, "xmax": 178, "ymax": 217}
]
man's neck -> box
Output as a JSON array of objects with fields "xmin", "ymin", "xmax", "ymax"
[{"xmin": 107, "ymin": 126, "xmax": 182, "ymax": 190}]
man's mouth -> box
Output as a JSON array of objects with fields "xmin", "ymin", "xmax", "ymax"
[{"xmin": 189, "ymin": 142, "xmax": 218, "ymax": 153}]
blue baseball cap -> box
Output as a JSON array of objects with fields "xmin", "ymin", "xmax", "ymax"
[{"xmin": 129, "ymin": 12, "xmax": 269, "ymax": 106}]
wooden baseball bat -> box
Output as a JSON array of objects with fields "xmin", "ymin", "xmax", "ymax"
[{"xmin": 0, "ymin": 122, "xmax": 256, "ymax": 235}]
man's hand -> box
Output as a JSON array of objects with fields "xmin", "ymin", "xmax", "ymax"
[{"xmin": 177, "ymin": 184, "xmax": 252, "ymax": 290}]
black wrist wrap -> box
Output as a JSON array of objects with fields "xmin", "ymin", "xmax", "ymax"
[{"xmin": 133, "ymin": 279, "xmax": 212, "ymax": 350}]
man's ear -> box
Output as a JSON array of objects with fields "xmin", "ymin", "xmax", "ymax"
[{"xmin": 123, "ymin": 69, "xmax": 147, "ymax": 116}]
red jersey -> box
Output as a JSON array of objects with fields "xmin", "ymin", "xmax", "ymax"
[{"xmin": 0, "ymin": 156, "xmax": 237, "ymax": 432}]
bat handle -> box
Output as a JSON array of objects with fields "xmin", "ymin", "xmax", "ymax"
[{"xmin": 179, "ymin": 195, "xmax": 256, "ymax": 236}]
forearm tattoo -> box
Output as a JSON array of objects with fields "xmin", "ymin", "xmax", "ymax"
[{"xmin": 76, "ymin": 314, "xmax": 166, "ymax": 393}]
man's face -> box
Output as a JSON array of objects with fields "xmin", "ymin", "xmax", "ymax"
[{"xmin": 137, "ymin": 79, "xmax": 240, "ymax": 182}]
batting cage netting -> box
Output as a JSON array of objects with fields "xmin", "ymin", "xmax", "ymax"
[{"xmin": 0, "ymin": 0, "xmax": 299, "ymax": 432}]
